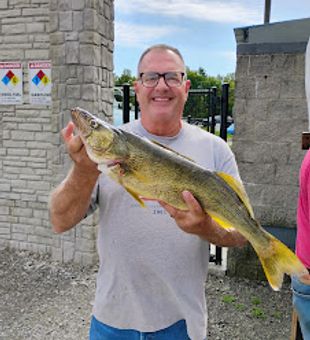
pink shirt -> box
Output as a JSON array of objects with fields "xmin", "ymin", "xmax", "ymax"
[{"xmin": 296, "ymin": 149, "xmax": 310, "ymax": 268}]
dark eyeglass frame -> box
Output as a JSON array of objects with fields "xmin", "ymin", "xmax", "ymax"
[{"xmin": 139, "ymin": 72, "xmax": 186, "ymax": 88}]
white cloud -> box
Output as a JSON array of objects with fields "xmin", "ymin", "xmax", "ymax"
[
  {"xmin": 115, "ymin": 0, "xmax": 262, "ymax": 25},
  {"xmin": 115, "ymin": 21, "xmax": 183, "ymax": 47}
]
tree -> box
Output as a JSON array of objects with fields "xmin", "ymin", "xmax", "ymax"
[
  {"xmin": 114, "ymin": 69, "xmax": 136, "ymax": 86},
  {"xmin": 186, "ymin": 67, "xmax": 221, "ymax": 90}
]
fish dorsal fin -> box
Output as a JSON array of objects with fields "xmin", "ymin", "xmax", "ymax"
[
  {"xmin": 151, "ymin": 139, "xmax": 195, "ymax": 163},
  {"xmin": 216, "ymin": 172, "xmax": 254, "ymax": 218}
]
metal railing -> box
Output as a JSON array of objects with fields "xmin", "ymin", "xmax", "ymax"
[{"xmin": 185, "ymin": 83, "xmax": 230, "ymax": 142}]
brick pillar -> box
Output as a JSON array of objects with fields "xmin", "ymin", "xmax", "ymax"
[{"xmin": 50, "ymin": 0, "xmax": 114, "ymax": 264}]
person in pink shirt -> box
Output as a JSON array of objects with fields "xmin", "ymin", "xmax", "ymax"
[
  {"xmin": 292, "ymin": 36, "xmax": 310, "ymax": 339},
  {"xmin": 296, "ymin": 150, "xmax": 310, "ymax": 269}
]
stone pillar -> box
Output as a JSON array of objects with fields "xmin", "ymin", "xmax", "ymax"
[
  {"xmin": 227, "ymin": 19, "xmax": 310, "ymax": 281},
  {"xmin": 49, "ymin": 0, "xmax": 114, "ymax": 264}
]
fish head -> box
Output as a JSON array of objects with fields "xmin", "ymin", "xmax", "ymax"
[{"xmin": 71, "ymin": 107, "xmax": 127, "ymax": 163}]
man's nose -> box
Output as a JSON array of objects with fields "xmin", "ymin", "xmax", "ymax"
[{"xmin": 156, "ymin": 75, "xmax": 169, "ymax": 88}]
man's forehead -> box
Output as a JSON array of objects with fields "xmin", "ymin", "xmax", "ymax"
[
  {"xmin": 139, "ymin": 49, "xmax": 184, "ymax": 71},
  {"xmin": 142, "ymin": 49, "xmax": 181, "ymax": 61}
]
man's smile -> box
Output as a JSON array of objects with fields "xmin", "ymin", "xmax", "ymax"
[{"xmin": 152, "ymin": 96, "xmax": 172, "ymax": 102}]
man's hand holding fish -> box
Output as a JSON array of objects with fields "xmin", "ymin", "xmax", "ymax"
[
  {"xmin": 50, "ymin": 122, "xmax": 100, "ymax": 233},
  {"xmin": 159, "ymin": 190, "xmax": 246, "ymax": 247}
]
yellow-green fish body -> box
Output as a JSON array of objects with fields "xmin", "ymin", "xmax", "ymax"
[{"xmin": 71, "ymin": 107, "xmax": 308, "ymax": 290}]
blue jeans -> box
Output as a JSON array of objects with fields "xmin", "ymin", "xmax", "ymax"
[
  {"xmin": 292, "ymin": 275, "xmax": 310, "ymax": 339},
  {"xmin": 89, "ymin": 316, "xmax": 190, "ymax": 340}
]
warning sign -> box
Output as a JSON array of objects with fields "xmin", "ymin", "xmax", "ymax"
[
  {"xmin": 0, "ymin": 62, "xmax": 23, "ymax": 105},
  {"xmin": 28, "ymin": 61, "xmax": 51, "ymax": 105}
]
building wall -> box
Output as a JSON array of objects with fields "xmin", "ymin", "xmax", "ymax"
[
  {"xmin": 227, "ymin": 18, "xmax": 310, "ymax": 280},
  {"xmin": 0, "ymin": 0, "xmax": 114, "ymax": 265}
]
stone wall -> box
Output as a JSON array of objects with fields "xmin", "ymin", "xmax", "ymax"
[
  {"xmin": 227, "ymin": 19, "xmax": 310, "ymax": 280},
  {"xmin": 0, "ymin": 0, "xmax": 114, "ymax": 265}
]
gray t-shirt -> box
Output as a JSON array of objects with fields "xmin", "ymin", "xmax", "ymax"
[{"xmin": 88, "ymin": 120, "xmax": 240, "ymax": 340}]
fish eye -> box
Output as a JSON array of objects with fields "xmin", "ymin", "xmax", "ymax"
[{"xmin": 90, "ymin": 119, "xmax": 98, "ymax": 129}]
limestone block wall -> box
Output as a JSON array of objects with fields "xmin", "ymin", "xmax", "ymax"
[
  {"xmin": 0, "ymin": 0, "xmax": 114, "ymax": 265},
  {"xmin": 233, "ymin": 19, "xmax": 310, "ymax": 227},
  {"xmin": 0, "ymin": 0, "xmax": 51, "ymax": 253},
  {"xmin": 227, "ymin": 19, "xmax": 310, "ymax": 280}
]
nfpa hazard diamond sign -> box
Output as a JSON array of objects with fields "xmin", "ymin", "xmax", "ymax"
[
  {"xmin": 28, "ymin": 61, "xmax": 51, "ymax": 105},
  {"xmin": 0, "ymin": 62, "xmax": 23, "ymax": 104}
]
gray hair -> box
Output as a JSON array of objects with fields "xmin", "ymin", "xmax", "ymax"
[{"xmin": 137, "ymin": 44, "xmax": 186, "ymax": 75}]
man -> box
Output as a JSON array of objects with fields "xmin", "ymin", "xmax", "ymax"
[{"xmin": 50, "ymin": 44, "xmax": 247, "ymax": 340}]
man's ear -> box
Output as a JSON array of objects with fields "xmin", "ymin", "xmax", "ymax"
[
  {"xmin": 133, "ymin": 80, "xmax": 139, "ymax": 94},
  {"xmin": 133, "ymin": 80, "xmax": 140, "ymax": 104},
  {"xmin": 185, "ymin": 79, "xmax": 191, "ymax": 93}
]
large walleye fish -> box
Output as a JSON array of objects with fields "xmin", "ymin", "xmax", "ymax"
[{"xmin": 71, "ymin": 107, "xmax": 308, "ymax": 291}]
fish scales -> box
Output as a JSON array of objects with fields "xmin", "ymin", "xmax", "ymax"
[{"xmin": 123, "ymin": 131, "xmax": 267, "ymax": 245}]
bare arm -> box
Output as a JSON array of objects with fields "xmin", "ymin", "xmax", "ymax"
[
  {"xmin": 160, "ymin": 191, "xmax": 247, "ymax": 247},
  {"xmin": 49, "ymin": 122, "xmax": 100, "ymax": 233}
]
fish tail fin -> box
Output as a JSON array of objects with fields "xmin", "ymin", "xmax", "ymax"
[{"xmin": 254, "ymin": 235, "xmax": 308, "ymax": 291}]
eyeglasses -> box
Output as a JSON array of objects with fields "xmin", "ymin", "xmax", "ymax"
[{"xmin": 139, "ymin": 72, "xmax": 186, "ymax": 88}]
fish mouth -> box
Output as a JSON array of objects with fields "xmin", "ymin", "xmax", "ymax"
[
  {"xmin": 71, "ymin": 107, "xmax": 84, "ymax": 124},
  {"xmin": 71, "ymin": 108, "xmax": 93, "ymax": 137}
]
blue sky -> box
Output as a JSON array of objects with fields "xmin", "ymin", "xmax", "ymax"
[{"xmin": 114, "ymin": 0, "xmax": 310, "ymax": 77}]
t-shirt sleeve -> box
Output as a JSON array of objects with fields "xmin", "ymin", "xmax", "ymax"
[
  {"xmin": 214, "ymin": 138, "xmax": 241, "ymax": 182},
  {"xmin": 85, "ymin": 180, "xmax": 99, "ymax": 217}
]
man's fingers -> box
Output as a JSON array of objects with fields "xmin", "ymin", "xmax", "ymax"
[
  {"xmin": 61, "ymin": 122, "xmax": 75, "ymax": 142},
  {"xmin": 61, "ymin": 122, "xmax": 84, "ymax": 153},
  {"xmin": 182, "ymin": 190, "xmax": 203, "ymax": 214},
  {"xmin": 159, "ymin": 201, "xmax": 178, "ymax": 218},
  {"xmin": 159, "ymin": 191, "xmax": 204, "ymax": 219}
]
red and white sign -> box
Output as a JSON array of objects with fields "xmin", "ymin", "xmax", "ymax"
[
  {"xmin": 28, "ymin": 61, "xmax": 51, "ymax": 105},
  {"xmin": 0, "ymin": 62, "xmax": 23, "ymax": 105}
]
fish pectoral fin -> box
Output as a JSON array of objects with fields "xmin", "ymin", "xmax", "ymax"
[
  {"xmin": 216, "ymin": 172, "xmax": 254, "ymax": 218},
  {"xmin": 124, "ymin": 186, "xmax": 145, "ymax": 208}
]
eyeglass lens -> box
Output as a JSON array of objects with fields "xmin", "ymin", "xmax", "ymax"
[{"xmin": 141, "ymin": 72, "xmax": 184, "ymax": 87}]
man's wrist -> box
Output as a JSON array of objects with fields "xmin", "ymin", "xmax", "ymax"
[{"xmin": 68, "ymin": 164, "xmax": 100, "ymax": 187}]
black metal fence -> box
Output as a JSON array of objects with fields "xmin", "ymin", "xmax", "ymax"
[
  {"xmin": 117, "ymin": 83, "xmax": 231, "ymax": 140},
  {"xmin": 185, "ymin": 84, "xmax": 230, "ymax": 143},
  {"xmin": 116, "ymin": 83, "xmax": 232, "ymax": 266}
]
